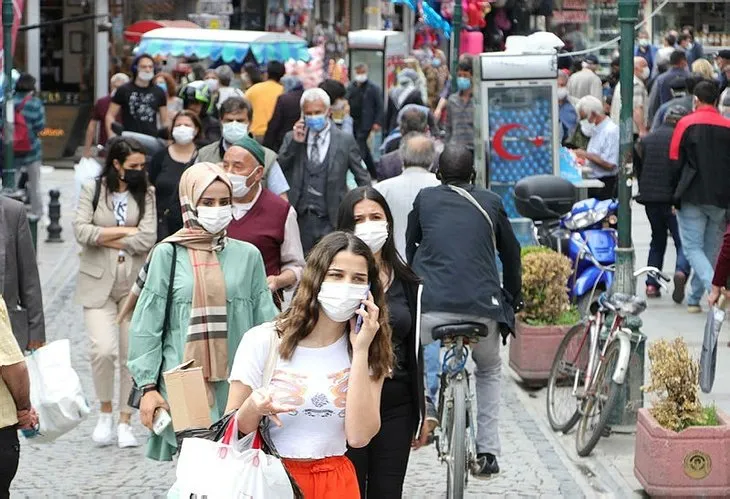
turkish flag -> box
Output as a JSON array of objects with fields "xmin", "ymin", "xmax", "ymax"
[{"xmin": 0, "ymin": 0, "xmax": 25, "ymax": 72}]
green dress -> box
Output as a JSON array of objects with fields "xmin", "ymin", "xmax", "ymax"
[{"xmin": 127, "ymin": 239, "xmax": 278, "ymax": 461}]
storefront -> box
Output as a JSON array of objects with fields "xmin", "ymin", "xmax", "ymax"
[
  {"xmin": 550, "ymin": 0, "xmax": 647, "ymax": 66},
  {"xmin": 651, "ymin": 0, "xmax": 730, "ymax": 52}
]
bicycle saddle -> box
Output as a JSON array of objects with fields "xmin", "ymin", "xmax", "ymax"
[
  {"xmin": 604, "ymin": 293, "xmax": 647, "ymax": 317},
  {"xmin": 432, "ymin": 322, "xmax": 489, "ymax": 341}
]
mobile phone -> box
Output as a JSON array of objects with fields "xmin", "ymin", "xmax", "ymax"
[
  {"xmin": 152, "ymin": 407, "xmax": 172, "ymax": 435},
  {"xmin": 355, "ymin": 284, "xmax": 371, "ymax": 333}
]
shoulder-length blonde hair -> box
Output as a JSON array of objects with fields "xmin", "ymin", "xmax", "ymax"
[
  {"xmin": 691, "ymin": 59, "xmax": 715, "ymax": 80},
  {"xmin": 276, "ymin": 231, "xmax": 393, "ymax": 379}
]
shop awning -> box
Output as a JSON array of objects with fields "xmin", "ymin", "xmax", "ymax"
[
  {"xmin": 137, "ymin": 28, "xmax": 311, "ymax": 64},
  {"xmin": 124, "ymin": 20, "xmax": 200, "ymax": 43}
]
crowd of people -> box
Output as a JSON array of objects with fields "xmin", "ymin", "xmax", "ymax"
[{"xmin": 4, "ymin": 24, "xmax": 730, "ymax": 498}]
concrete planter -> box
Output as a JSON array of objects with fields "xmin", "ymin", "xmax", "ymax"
[
  {"xmin": 634, "ymin": 408, "xmax": 730, "ymax": 497},
  {"xmin": 508, "ymin": 320, "xmax": 572, "ymax": 386}
]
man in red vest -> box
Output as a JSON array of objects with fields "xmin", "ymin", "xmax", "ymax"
[{"xmin": 223, "ymin": 136, "xmax": 305, "ymax": 307}]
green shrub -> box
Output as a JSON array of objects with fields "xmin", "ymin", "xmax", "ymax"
[{"xmin": 520, "ymin": 248, "xmax": 577, "ymax": 325}]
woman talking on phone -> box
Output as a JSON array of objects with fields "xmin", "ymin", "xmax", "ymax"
[
  {"xmin": 226, "ymin": 231, "xmax": 392, "ymax": 498},
  {"xmin": 337, "ymin": 187, "xmax": 430, "ymax": 498}
]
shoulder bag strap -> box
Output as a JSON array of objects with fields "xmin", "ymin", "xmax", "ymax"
[
  {"xmin": 447, "ymin": 185, "xmax": 497, "ymax": 253},
  {"xmin": 155, "ymin": 243, "xmax": 177, "ymax": 387}
]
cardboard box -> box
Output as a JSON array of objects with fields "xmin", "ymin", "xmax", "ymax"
[{"xmin": 163, "ymin": 360, "xmax": 212, "ymax": 432}]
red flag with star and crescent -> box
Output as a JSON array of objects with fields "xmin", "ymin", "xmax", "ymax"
[{"xmin": 0, "ymin": 0, "xmax": 24, "ymax": 73}]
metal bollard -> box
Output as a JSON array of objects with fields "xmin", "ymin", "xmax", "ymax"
[
  {"xmin": 46, "ymin": 189, "xmax": 63, "ymax": 243},
  {"xmin": 26, "ymin": 213, "xmax": 39, "ymax": 250}
]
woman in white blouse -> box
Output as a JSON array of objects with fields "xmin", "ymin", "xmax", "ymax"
[
  {"xmin": 226, "ymin": 231, "xmax": 393, "ymax": 498},
  {"xmin": 73, "ymin": 137, "xmax": 157, "ymax": 449}
]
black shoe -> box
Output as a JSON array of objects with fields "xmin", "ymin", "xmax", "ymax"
[{"xmin": 475, "ymin": 453, "xmax": 500, "ymax": 478}]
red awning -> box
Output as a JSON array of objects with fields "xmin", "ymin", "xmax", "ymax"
[{"xmin": 124, "ymin": 20, "xmax": 200, "ymax": 43}]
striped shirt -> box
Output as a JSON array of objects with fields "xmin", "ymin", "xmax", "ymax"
[{"xmin": 445, "ymin": 93, "xmax": 475, "ymax": 150}]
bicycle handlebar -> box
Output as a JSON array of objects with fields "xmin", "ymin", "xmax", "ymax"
[{"xmin": 633, "ymin": 266, "xmax": 671, "ymax": 290}]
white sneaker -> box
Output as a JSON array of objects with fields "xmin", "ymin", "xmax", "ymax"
[
  {"xmin": 92, "ymin": 413, "xmax": 114, "ymax": 446},
  {"xmin": 117, "ymin": 423, "xmax": 140, "ymax": 449}
]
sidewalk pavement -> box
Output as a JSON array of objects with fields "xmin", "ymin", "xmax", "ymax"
[{"xmin": 517, "ymin": 199, "xmax": 730, "ymax": 496}]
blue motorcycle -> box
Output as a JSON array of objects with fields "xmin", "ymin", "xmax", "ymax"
[{"xmin": 514, "ymin": 175, "xmax": 618, "ymax": 316}]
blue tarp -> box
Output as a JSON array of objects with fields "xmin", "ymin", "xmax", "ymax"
[{"xmin": 137, "ymin": 38, "xmax": 311, "ymax": 64}]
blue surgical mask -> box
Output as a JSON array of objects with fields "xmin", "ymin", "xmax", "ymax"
[
  {"xmin": 457, "ymin": 77, "xmax": 472, "ymax": 92},
  {"xmin": 305, "ymin": 114, "xmax": 328, "ymax": 132},
  {"xmin": 156, "ymin": 82, "xmax": 167, "ymax": 93},
  {"xmin": 432, "ymin": 58, "xmax": 442, "ymax": 68},
  {"xmin": 222, "ymin": 121, "xmax": 249, "ymax": 144}
]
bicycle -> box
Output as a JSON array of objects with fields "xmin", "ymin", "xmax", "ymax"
[
  {"xmin": 545, "ymin": 266, "xmax": 670, "ymax": 457},
  {"xmin": 432, "ymin": 322, "xmax": 487, "ymax": 499}
]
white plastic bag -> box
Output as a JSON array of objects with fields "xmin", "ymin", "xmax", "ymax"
[
  {"xmin": 73, "ymin": 157, "xmax": 102, "ymax": 206},
  {"xmin": 25, "ymin": 339, "xmax": 90, "ymax": 443},
  {"xmin": 169, "ymin": 432, "xmax": 294, "ymax": 499}
]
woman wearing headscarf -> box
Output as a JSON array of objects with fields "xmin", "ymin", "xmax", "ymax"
[
  {"xmin": 124, "ymin": 162, "xmax": 278, "ymax": 461},
  {"xmin": 385, "ymin": 69, "xmax": 427, "ymax": 134}
]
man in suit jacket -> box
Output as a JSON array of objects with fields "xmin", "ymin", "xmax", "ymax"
[
  {"xmin": 263, "ymin": 77, "xmax": 305, "ymax": 154},
  {"xmin": 278, "ymin": 88, "xmax": 371, "ymax": 254},
  {"xmin": 0, "ymin": 196, "xmax": 45, "ymax": 350}
]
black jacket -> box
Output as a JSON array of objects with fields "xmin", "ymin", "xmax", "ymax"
[
  {"xmin": 264, "ymin": 86, "xmax": 304, "ymax": 153},
  {"xmin": 399, "ymin": 279, "xmax": 426, "ymax": 437},
  {"xmin": 346, "ymin": 80, "xmax": 383, "ymax": 136},
  {"xmin": 670, "ymin": 106, "xmax": 730, "ymax": 208},
  {"xmin": 636, "ymin": 124, "xmax": 681, "ymax": 204},
  {"xmin": 406, "ymin": 183, "xmax": 522, "ymax": 331}
]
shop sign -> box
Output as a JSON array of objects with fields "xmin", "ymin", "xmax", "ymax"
[{"xmin": 562, "ymin": 0, "xmax": 587, "ymax": 8}]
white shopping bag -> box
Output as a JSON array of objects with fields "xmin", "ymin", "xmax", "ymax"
[
  {"xmin": 73, "ymin": 157, "xmax": 102, "ymax": 206},
  {"xmin": 25, "ymin": 339, "xmax": 91, "ymax": 442},
  {"xmin": 169, "ymin": 432, "xmax": 294, "ymax": 499}
]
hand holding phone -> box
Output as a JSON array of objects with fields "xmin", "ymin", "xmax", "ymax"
[
  {"xmin": 355, "ymin": 284, "xmax": 371, "ymax": 333},
  {"xmin": 293, "ymin": 117, "xmax": 307, "ymax": 143}
]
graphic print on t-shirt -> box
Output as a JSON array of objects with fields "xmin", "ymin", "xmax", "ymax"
[
  {"xmin": 128, "ymin": 90, "xmax": 159, "ymax": 125},
  {"xmin": 270, "ymin": 367, "xmax": 350, "ymax": 419}
]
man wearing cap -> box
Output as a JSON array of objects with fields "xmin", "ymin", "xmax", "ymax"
[
  {"xmin": 651, "ymin": 73, "xmax": 701, "ymax": 131},
  {"xmin": 198, "ymin": 96, "xmax": 290, "ymax": 199},
  {"xmin": 716, "ymin": 50, "xmax": 730, "ymax": 93},
  {"xmin": 222, "ymin": 136, "xmax": 305, "ymax": 308},
  {"xmin": 567, "ymin": 55, "xmax": 603, "ymax": 101},
  {"xmin": 636, "ymin": 105, "xmax": 692, "ymax": 300}
]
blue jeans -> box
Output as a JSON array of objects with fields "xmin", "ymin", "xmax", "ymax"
[
  {"xmin": 423, "ymin": 341, "xmax": 441, "ymax": 402},
  {"xmin": 644, "ymin": 203, "xmax": 691, "ymax": 286},
  {"xmin": 676, "ymin": 203, "xmax": 727, "ymax": 306}
]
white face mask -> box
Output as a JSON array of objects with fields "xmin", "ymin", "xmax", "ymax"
[
  {"xmin": 205, "ymin": 78, "xmax": 219, "ymax": 92},
  {"xmin": 172, "ymin": 125, "xmax": 195, "ymax": 145},
  {"xmin": 355, "ymin": 220, "xmax": 388, "ymax": 254},
  {"xmin": 580, "ymin": 119, "xmax": 596, "ymax": 137},
  {"xmin": 640, "ymin": 67, "xmax": 650, "ymax": 81},
  {"xmin": 355, "ymin": 73, "xmax": 368, "ymax": 83},
  {"xmin": 138, "ymin": 71, "xmax": 154, "ymax": 82},
  {"xmin": 228, "ymin": 170, "xmax": 259, "ymax": 198},
  {"xmin": 317, "ymin": 282, "xmax": 370, "ymax": 323},
  {"xmin": 223, "ymin": 121, "xmax": 249, "ymax": 144},
  {"xmin": 196, "ymin": 205, "xmax": 232, "ymax": 234},
  {"xmin": 557, "ymin": 88, "xmax": 569, "ymax": 101}
]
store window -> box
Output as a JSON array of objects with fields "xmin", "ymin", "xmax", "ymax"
[{"xmin": 653, "ymin": 1, "xmax": 730, "ymax": 51}]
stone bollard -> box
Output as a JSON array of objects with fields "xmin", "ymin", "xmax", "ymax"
[{"xmin": 46, "ymin": 189, "xmax": 63, "ymax": 243}]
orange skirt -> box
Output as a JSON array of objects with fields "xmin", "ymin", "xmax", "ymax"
[{"xmin": 283, "ymin": 456, "xmax": 360, "ymax": 499}]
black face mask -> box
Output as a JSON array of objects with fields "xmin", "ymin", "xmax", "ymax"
[{"xmin": 121, "ymin": 169, "xmax": 147, "ymax": 189}]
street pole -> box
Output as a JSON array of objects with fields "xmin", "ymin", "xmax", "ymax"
[
  {"xmin": 1, "ymin": 0, "xmax": 13, "ymax": 192},
  {"xmin": 450, "ymin": 0, "xmax": 462, "ymax": 93},
  {"xmin": 614, "ymin": 0, "xmax": 639, "ymax": 296}
]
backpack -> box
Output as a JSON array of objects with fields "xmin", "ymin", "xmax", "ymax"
[{"xmin": 13, "ymin": 95, "xmax": 33, "ymax": 155}]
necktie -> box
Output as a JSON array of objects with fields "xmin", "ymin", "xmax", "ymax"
[{"xmin": 310, "ymin": 133, "xmax": 320, "ymax": 163}]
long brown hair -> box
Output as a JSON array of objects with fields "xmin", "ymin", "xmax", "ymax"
[{"xmin": 276, "ymin": 232, "xmax": 393, "ymax": 380}]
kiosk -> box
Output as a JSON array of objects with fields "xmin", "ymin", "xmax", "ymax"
[
  {"xmin": 347, "ymin": 30, "xmax": 408, "ymax": 108},
  {"xmin": 474, "ymin": 51, "xmax": 560, "ymax": 219}
]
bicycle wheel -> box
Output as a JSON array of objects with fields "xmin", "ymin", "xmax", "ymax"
[
  {"xmin": 547, "ymin": 322, "xmax": 591, "ymax": 433},
  {"xmin": 575, "ymin": 339, "xmax": 621, "ymax": 457},
  {"xmin": 446, "ymin": 376, "xmax": 468, "ymax": 499}
]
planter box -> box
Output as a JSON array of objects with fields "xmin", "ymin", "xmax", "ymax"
[
  {"xmin": 508, "ymin": 321, "xmax": 572, "ymax": 386},
  {"xmin": 634, "ymin": 408, "xmax": 730, "ymax": 497}
]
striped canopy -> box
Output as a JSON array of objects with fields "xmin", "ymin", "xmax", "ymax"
[{"xmin": 138, "ymin": 28, "xmax": 311, "ymax": 64}]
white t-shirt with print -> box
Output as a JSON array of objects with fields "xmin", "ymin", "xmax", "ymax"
[{"xmin": 229, "ymin": 322, "xmax": 351, "ymax": 459}]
